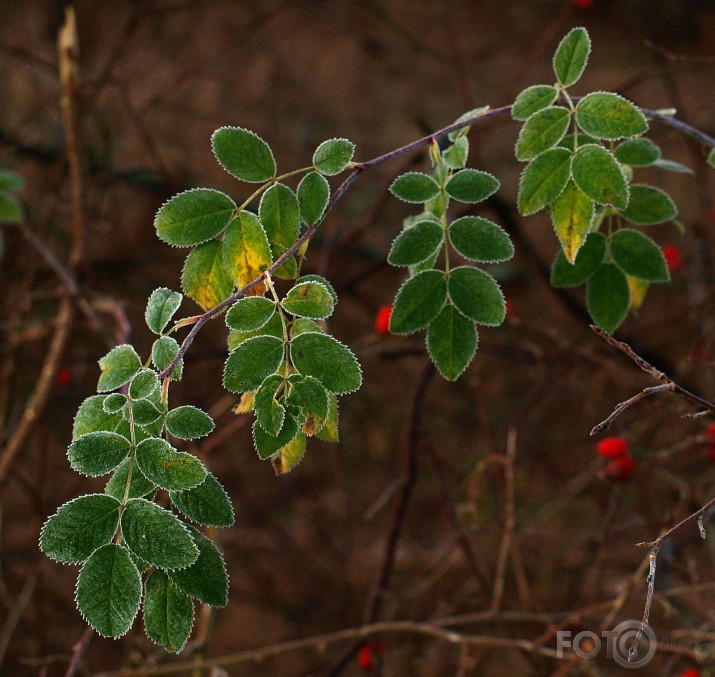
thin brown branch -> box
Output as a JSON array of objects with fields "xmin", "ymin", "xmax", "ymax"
[
  {"xmin": 590, "ymin": 325, "xmax": 715, "ymax": 435},
  {"xmin": 94, "ymin": 619, "xmax": 562, "ymax": 677},
  {"xmin": 65, "ymin": 626, "xmax": 95, "ymax": 677}
]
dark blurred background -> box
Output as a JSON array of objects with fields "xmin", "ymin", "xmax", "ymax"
[{"xmin": 1, "ymin": 1, "xmax": 715, "ymax": 675}]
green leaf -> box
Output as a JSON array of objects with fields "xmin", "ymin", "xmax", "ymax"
[
  {"xmin": 447, "ymin": 106, "xmax": 490, "ymax": 142},
  {"xmin": 222, "ymin": 211, "xmax": 272, "ymax": 292},
  {"xmin": 707, "ymin": 146, "xmax": 715, "ymax": 169},
  {"xmin": 313, "ymin": 138, "xmax": 355, "ymax": 175},
  {"xmin": 143, "ymin": 570, "xmax": 194, "ymax": 653},
  {"xmin": 610, "ymin": 229, "xmax": 669, "ymax": 282},
  {"xmin": 170, "ymin": 473, "xmax": 235, "ymax": 528},
  {"xmin": 73, "ymin": 395, "xmax": 129, "ymax": 440},
  {"xmin": 154, "ymin": 189, "xmax": 235, "ymax": 247},
  {"xmin": 442, "ymin": 137, "xmax": 469, "ymax": 169},
  {"xmin": 390, "ymin": 269, "xmax": 447, "ymax": 334},
  {"xmin": 572, "ymin": 144, "xmax": 629, "ymax": 210},
  {"xmin": 75, "ymin": 544, "xmax": 141, "ymax": 638},
  {"xmin": 652, "ymin": 158, "xmax": 693, "ymax": 174},
  {"xmin": 129, "ymin": 398, "xmax": 163, "ymax": 427},
  {"xmin": 272, "ymin": 432, "xmax": 307, "ymax": 474},
  {"xmin": 286, "ymin": 375, "xmax": 329, "ymax": 434},
  {"xmin": 254, "ymin": 374, "xmax": 286, "ymax": 435},
  {"xmin": 445, "ymin": 169, "xmax": 499, "ymax": 203},
  {"xmin": 105, "ymin": 458, "xmax": 156, "ymax": 501},
  {"xmin": 259, "ymin": 182, "xmax": 300, "ymax": 250},
  {"xmin": 553, "ymin": 27, "xmax": 591, "ymax": 87},
  {"xmin": 97, "ymin": 345, "xmax": 141, "ymax": 393},
  {"xmin": 226, "ymin": 296, "xmax": 276, "ymax": 332},
  {"xmin": 269, "ymin": 241, "xmax": 299, "ymax": 280},
  {"xmin": 575, "ymin": 93, "xmax": 648, "ymax": 140},
  {"xmin": 227, "ymin": 312, "xmax": 283, "ymax": 351},
  {"xmin": 388, "ymin": 220, "xmax": 444, "ymax": 267},
  {"xmin": 136, "ymin": 437, "xmax": 207, "ymax": 491},
  {"xmin": 296, "ymin": 274, "xmax": 338, "ymax": 305},
  {"xmin": 224, "ymin": 335, "xmax": 284, "ymax": 393},
  {"xmin": 253, "ymin": 415, "xmax": 299, "ymax": 460},
  {"xmin": 390, "ymin": 172, "xmax": 441, "ymax": 203},
  {"xmin": 169, "ymin": 529, "xmax": 229, "ymax": 607},
  {"xmin": 614, "ymin": 138, "xmax": 661, "ymax": 166},
  {"xmin": 165, "ymin": 406, "xmax": 215, "ymax": 440},
  {"xmin": 619, "ymin": 184, "xmax": 677, "ymax": 225},
  {"xmin": 557, "ymin": 133, "xmax": 599, "ymax": 151},
  {"xmin": 0, "ymin": 192, "xmax": 23, "ymax": 223},
  {"xmin": 128, "ymin": 369, "xmax": 159, "ymax": 401},
  {"xmin": 297, "ymin": 171, "xmax": 330, "ymax": 225},
  {"xmin": 316, "ymin": 392, "xmax": 339, "ymax": 443},
  {"xmin": 145, "ymin": 288, "xmax": 183, "ymax": 335},
  {"xmin": 68, "ymin": 431, "xmax": 131, "ymax": 477},
  {"xmin": 152, "ymin": 337, "xmax": 183, "ymax": 381},
  {"xmin": 103, "ymin": 393, "xmax": 127, "ymax": 415},
  {"xmin": 551, "ymin": 232, "xmax": 606, "ymax": 287},
  {"xmin": 211, "ymin": 126, "xmax": 276, "ymax": 182},
  {"xmin": 181, "ymin": 240, "xmax": 233, "ymax": 311},
  {"xmin": 517, "ymin": 147, "xmax": 572, "ymax": 215},
  {"xmin": 511, "ymin": 85, "xmax": 559, "ymax": 121},
  {"xmin": 290, "ymin": 318, "xmax": 322, "ymax": 339},
  {"xmin": 586, "ymin": 263, "xmax": 630, "ymax": 333},
  {"xmin": 40, "ymin": 494, "xmax": 120, "ymax": 563},
  {"xmin": 448, "ymin": 266, "xmax": 505, "ymax": 326},
  {"xmin": 550, "ymin": 180, "xmax": 594, "ymax": 263},
  {"xmin": 121, "ymin": 499, "xmax": 198, "ymax": 570},
  {"xmin": 282, "ymin": 281, "xmax": 335, "ymax": 319},
  {"xmin": 426, "ymin": 304, "xmax": 478, "ymax": 381},
  {"xmin": 0, "ymin": 170, "xmax": 24, "ymax": 191},
  {"xmin": 515, "ymin": 107, "xmax": 571, "ymax": 161},
  {"xmin": 449, "ymin": 216, "xmax": 513, "ymax": 263},
  {"xmin": 291, "ymin": 333, "xmax": 362, "ymax": 394}
]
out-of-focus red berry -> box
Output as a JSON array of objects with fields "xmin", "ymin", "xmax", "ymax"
[
  {"xmin": 677, "ymin": 669, "xmax": 701, "ymax": 677},
  {"xmin": 706, "ymin": 423, "xmax": 715, "ymax": 444},
  {"xmin": 662, "ymin": 244, "xmax": 683, "ymax": 272},
  {"xmin": 605, "ymin": 456, "xmax": 635, "ymax": 481},
  {"xmin": 573, "ymin": 0, "xmax": 594, "ymax": 8},
  {"xmin": 505, "ymin": 298, "xmax": 518, "ymax": 321},
  {"xmin": 374, "ymin": 305, "xmax": 393, "ymax": 335},
  {"xmin": 57, "ymin": 367, "xmax": 71, "ymax": 387},
  {"xmin": 596, "ymin": 436, "xmax": 629, "ymax": 458},
  {"xmin": 709, "ymin": 206, "xmax": 715, "ymax": 225},
  {"xmin": 358, "ymin": 642, "xmax": 373, "ymax": 671}
]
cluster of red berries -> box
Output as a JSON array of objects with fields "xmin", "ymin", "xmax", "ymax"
[{"xmin": 596, "ymin": 436, "xmax": 635, "ymax": 481}]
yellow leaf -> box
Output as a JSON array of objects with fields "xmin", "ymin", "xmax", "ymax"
[
  {"xmin": 181, "ymin": 240, "xmax": 233, "ymax": 310},
  {"xmin": 627, "ymin": 275, "xmax": 648, "ymax": 312},
  {"xmin": 271, "ymin": 433, "xmax": 307, "ymax": 474},
  {"xmin": 550, "ymin": 180, "xmax": 594, "ymax": 264},
  {"xmin": 223, "ymin": 211, "xmax": 272, "ymax": 296}
]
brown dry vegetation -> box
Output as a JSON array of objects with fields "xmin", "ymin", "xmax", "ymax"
[{"xmin": 1, "ymin": 1, "xmax": 715, "ymax": 675}]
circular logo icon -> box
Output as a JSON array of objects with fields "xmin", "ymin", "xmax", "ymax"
[{"xmin": 608, "ymin": 620, "xmax": 657, "ymax": 669}]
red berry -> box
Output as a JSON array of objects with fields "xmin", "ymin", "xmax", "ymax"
[
  {"xmin": 596, "ymin": 436, "xmax": 629, "ymax": 458},
  {"xmin": 605, "ymin": 456, "xmax": 635, "ymax": 481},
  {"xmin": 505, "ymin": 298, "xmax": 518, "ymax": 320},
  {"xmin": 662, "ymin": 244, "xmax": 683, "ymax": 272},
  {"xmin": 573, "ymin": 0, "xmax": 594, "ymax": 8},
  {"xmin": 707, "ymin": 423, "xmax": 715, "ymax": 445},
  {"xmin": 374, "ymin": 305, "xmax": 393, "ymax": 335},
  {"xmin": 357, "ymin": 642, "xmax": 373, "ymax": 671},
  {"xmin": 709, "ymin": 206, "xmax": 715, "ymax": 225},
  {"xmin": 677, "ymin": 669, "xmax": 701, "ymax": 677},
  {"xmin": 57, "ymin": 367, "xmax": 72, "ymax": 387}
]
